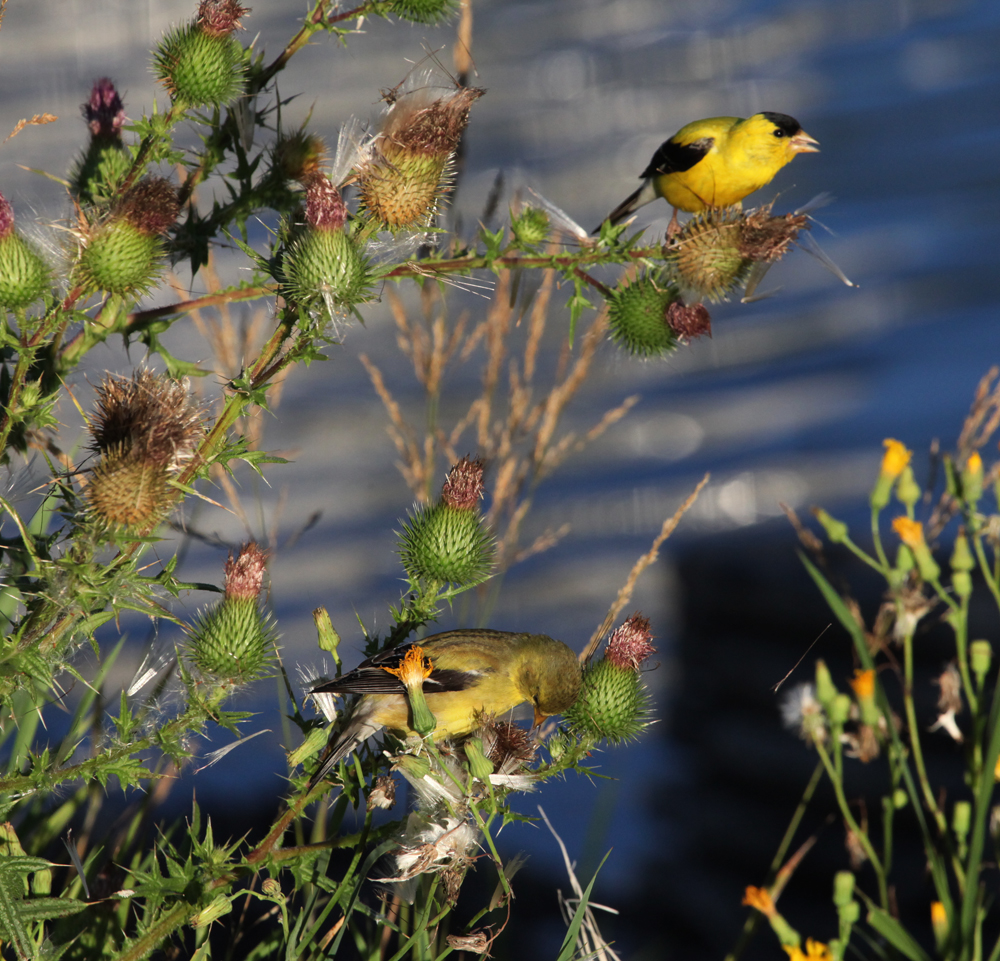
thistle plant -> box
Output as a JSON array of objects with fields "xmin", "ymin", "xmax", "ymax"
[{"xmin": 0, "ymin": 0, "xmax": 852, "ymax": 957}]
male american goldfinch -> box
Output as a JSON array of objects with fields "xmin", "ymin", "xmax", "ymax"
[
  {"xmin": 310, "ymin": 629, "xmax": 582, "ymax": 781},
  {"xmin": 599, "ymin": 112, "xmax": 819, "ymax": 234}
]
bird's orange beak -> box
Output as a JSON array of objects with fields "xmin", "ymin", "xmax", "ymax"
[
  {"xmin": 533, "ymin": 706, "xmax": 547, "ymax": 728},
  {"xmin": 790, "ymin": 130, "xmax": 820, "ymax": 154}
]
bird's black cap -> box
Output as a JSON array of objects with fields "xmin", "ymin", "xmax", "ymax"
[{"xmin": 760, "ymin": 112, "xmax": 803, "ymax": 136}]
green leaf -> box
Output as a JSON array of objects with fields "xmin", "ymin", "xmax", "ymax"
[
  {"xmin": 15, "ymin": 897, "xmax": 88, "ymax": 923},
  {"xmin": 865, "ymin": 907, "xmax": 931, "ymax": 961},
  {"xmin": 798, "ymin": 552, "xmax": 871, "ymax": 668},
  {"xmin": 555, "ymin": 849, "xmax": 612, "ymax": 961}
]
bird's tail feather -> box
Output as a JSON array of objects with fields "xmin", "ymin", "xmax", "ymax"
[
  {"xmin": 309, "ymin": 717, "xmax": 382, "ymax": 787},
  {"xmin": 593, "ymin": 179, "xmax": 658, "ymax": 233}
]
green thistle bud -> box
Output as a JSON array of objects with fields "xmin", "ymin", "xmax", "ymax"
[
  {"xmin": 564, "ymin": 616, "xmax": 655, "ymax": 745},
  {"xmin": 77, "ymin": 178, "xmax": 178, "ymax": 296},
  {"xmin": 357, "ymin": 86, "xmax": 483, "ymax": 231},
  {"xmin": 189, "ymin": 542, "xmax": 273, "ymax": 684},
  {"xmin": 510, "ymin": 207, "xmax": 550, "ymax": 248},
  {"xmin": 283, "ymin": 225, "xmax": 372, "ymax": 312},
  {"xmin": 0, "ymin": 193, "xmax": 49, "ymax": 311},
  {"xmin": 971, "ymin": 640, "xmax": 992, "ymax": 689},
  {"xmin": 606, "ymin": 275, "xmax": 680, "ymax": 358},
  {"xmin": 388, "ymin": 0, "xmax": 459, "ymax": 24},
  {"xmin": 398, "ymin": 456, "xmax": 494, "ymax": 586},
  {"xmin": 153, "ymin": 0, "xmax": 248, "ymax": 108}
]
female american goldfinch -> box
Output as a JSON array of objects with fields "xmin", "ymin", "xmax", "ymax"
[
  {"xmin": 310, "ymin": 629, "xmax": 582, "ymax": 781},
  {"xmin": 600, "ymin": 112, "xmax": 819, "ymax": 233}
]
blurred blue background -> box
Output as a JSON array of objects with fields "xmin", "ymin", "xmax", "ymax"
[{"xmin": 2, "ymin": 0, "xmax": 999, "ymax": 955}]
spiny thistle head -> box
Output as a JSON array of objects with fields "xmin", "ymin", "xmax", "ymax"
[
  {"xmin": 388, "ymin": 0, "xmax": 459, "ymax": 24},
  {"xmin": 606, "ymin": 275, "xmax": 680, "ymax": 358},
  {"xmin": 71, "ymin": 79, "xmax": 132, "ymax": 205},
  {"xmin": 153, "ymin": 0, "xmax": 248, "ymax": 108},
  {"xmin": 188, "ymin": 541, "xmax": 275, "ymax": 685},
  {"xmin": 0, "ymin": 192, "xmax": 50, "ymax": 311},
  {"xmin": 272, "ymin": 129, "xmax": 328, "ymax": 185},
  {"xmin": 85, "ymin": 370, "xmax": 204, "ymax": 533},
  {"xmin": 398, "ymin": 457, "xmax": 494, "ymax": 586},
  {"xmin": 564, "ymin": 614, "xmax": 656, "ymax": 744},
  {"xmin": 356, "ymin": 85, "xmax": 483, "ymax": 231},
  {"xmin": 666, "ymin": 205, "xmax": 808, "ymax": 302},
  {"xmin": 510, "ymin": 207, "xmax": 550, "ymax": 248},
  {"xmin": 281, "ymin": 176, "xmax": 372, "ymax": 314},
  {"xmin": 76, "ymin": 178, "xmax": 178, "ymax": 296}
]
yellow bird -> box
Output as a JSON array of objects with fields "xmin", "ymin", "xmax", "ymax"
[
  {"xmin": 600, "ymin": 112, "xmax": 819, "ymax": 234},
  {"xmin": 310, "ymin": 629, "xmax": 582, "ymax": 781}
]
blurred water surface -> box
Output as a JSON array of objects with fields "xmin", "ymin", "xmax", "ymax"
[{"xmin": 2, "ymin": 0, "xmax": 999, "ymax": 950}]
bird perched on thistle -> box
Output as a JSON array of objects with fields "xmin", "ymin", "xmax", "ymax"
[
  {"xmin": 598, "ymin": 112, "xmax": 819, "ymax": 235},
  {"xmin": 310, "ymin": 629, "xmax": 582, "ymax": 782}
]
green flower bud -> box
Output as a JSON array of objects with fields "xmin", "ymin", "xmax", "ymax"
[
  {"xmin": 313, "ymin": 607, "xmax": 342, "ymax": 668},
  {"xmin": 564, "ymin": 658, "xmax": 651, "ymax": 744},
  {"xmin": 895, "ymin": 543, "xmax": 914, "ymax": 574},
  {"xmin": 971, "ymin": 640, "xmax": 992, "ymax": 689},
  {"xmin": 952, "ymin": 800, "xmax": 971, "ymax": 841},
  {"xmin": 832, "ymin": 871, "xmax": 855, "ymax": 907},
  {"xmin": 813, "ymin": 508, "xmax": 849, "ymax": 544},
  {"xmin": 191, "ymin": 894, "xmax": 232, "ymax": 928},
  {"xmin": 951, "ymin": 532, "xmax": 975, "ymax": 571},
  {"xmin": 288, "ymin": 726, "xmax": 329, "ymax": 768},
  {"xmin": 0, "ymin": 194, "xmax": 49, "ymax": 311},
  {"xmin": 892, "ymin": 788, "xmax": 908, "ymax": 809},
  {"xmin": 895, "ymin": 465, "xmax": 921, "ymax": 509},
  {"xmin": 961, "ymin": 452, "xmax": 984, "ymax": 506},
  {"xmin": 463, "ymin": 737, "xmax": 495, "ymax": 782},
  {"xmin": 153, "ymin": 1, "xmax": 248, "ymax": 108},
  {"xmin": 388, "ymin": 0, "xmax": 459, "ymax": 23},
  {"xmin": 605, "ymin": 275, "xmax": 680, "ymax": 358},
  {"xmin": 815, "ymin": 659, "xmax": 838, "ymax": 711},
  {"xmin": 830, "ymin": 693, "xmax": 852, "ymax": 726}
]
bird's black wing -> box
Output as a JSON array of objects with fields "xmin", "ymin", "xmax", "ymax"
[
  {"xmin": 640, "ymin": 136, "xmax": 714, "ymax": 178},
  {"xmin": 312, "ymin": 642, "xmax": 479, "ymax": 696}
]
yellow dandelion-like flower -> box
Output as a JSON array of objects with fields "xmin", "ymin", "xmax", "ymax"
[
  {"xmin": 742, "ymin": 885, "xmax": 776, "ymax": 918},
  {"xmin": 892, "ymin": 516, "xmax": 925, "ymax": 549},
  {"xmin": 966, "ymin": 451, "xmax": 983, "ymax": 475},
  {"xmin": 784, "ymin": 939, "xmax": 832, "ymax": 961},
  {"xmin": 881, "ymin": 439, "xmax": 912, "ymax": 479},
  {"xmin": 849, "ymin": 668, "xmax": 875, "ymax": 701},
  {"xmin": 382, "ymin": 645, "xmax": 434, "ymax": 686}
]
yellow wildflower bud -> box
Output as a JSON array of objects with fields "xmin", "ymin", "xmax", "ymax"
[
  {"xmin": 742, "ymin": 885, "xmax": 776, "ymax": 918},
  {"xmin": 931, "ymin": 901, "xmax": 948, "ymax": 952},
  {"xmin": 849, "ymin": 669, "xmax": 880, "ymax": 727},
  {"xmin": 891, "ymin": 517, "xmax": 940, "ymax": 582},
  {"xmin": 872, "ymin": 439, "xmax": 912, "ymax": 510},
  {"xmin": 962, "ymin": 450, "xmax": 984, "ymax": 505}
]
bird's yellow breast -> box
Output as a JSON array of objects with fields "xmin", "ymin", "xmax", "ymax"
[{"xmin": 656, "ymin": 115, "xmax": 798, "ymax": 213}]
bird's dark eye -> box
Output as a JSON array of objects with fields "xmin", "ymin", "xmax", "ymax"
[{"xmin": 773, "ymin": 129, "xmax": 785, "ymax": 138}]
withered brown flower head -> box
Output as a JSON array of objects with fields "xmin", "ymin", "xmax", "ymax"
[
  {"xmin": 480, "ymin": 717, "xmax": 537, "ymax": 771},
  {"xmin": 666, "ymin": 300, "xmax": 712, "ymax": 341},
  {"xmin": 197, "ymin": 0, "xmax": 250, "ymax": 36},
  {"xmin": 223, "ymin": 542, "xmax": 268, "ymax": 602},
  {"xmin": 605, "ymin": 613, "xmax": 656, "ymax": 671},
  {"xmin": 441, "ymin": 456, "xmax": 485, "ymax": 510},
  {"xmin": 83, "ymin": 78, "xmax": 126, "ymax": 141},
  {"xmin": 89, "ymin": 369, "xmax": 204, "ymax": 470},
  {"xmin": 303, "ymin": 174, "xmax": 348, "ymax": 232},
  {"xmin": 738, "ymin": 207, "xmax": 809, "ymax": 263},
  {"xmin": 935, "ymin": 663, "xmax": 963, "ymax": 715},
  {"xmin": 381, "ymin": 86, "xmax": 484, "ymax": 157},
  {"xmin": 0, "ymin": 192, "xmax": 14, "ymax": 240},
  {"xmin": 116, "ymin": 178, "xmax": 180, "ymax": 236}
]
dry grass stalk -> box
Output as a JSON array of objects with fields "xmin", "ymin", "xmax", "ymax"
[{"xmin": 362, "ymin": 264, "xmax": 636, "ymax": 580}]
